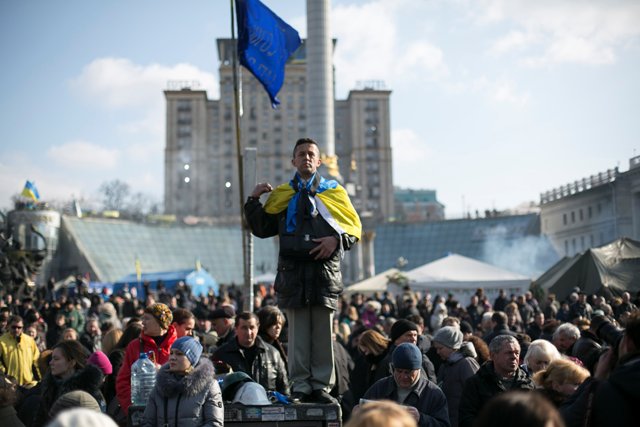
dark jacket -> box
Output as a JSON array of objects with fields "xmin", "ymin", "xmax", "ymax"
[
  {"xmin": 571, "ymin": 330, "xmax": 601, "ymax": 374},
  {"xmin": 212, "ymin": 335, "xmax": 289, "ymax": 395},
  {"xmin": 458, "ymin": 362, "xmax": 534, "ymax": 427},
  {"xmin": 244, "ymin": 197, "xmax": 357, "ymax": 311},
  {"xmin": 363, "ymin": 374, "xmax": 450, "ymax": 427},
  {"xmin": 560, "ymin": 354, "xmax": 640, "ymax": 427},
  {"xmin": 0, "ymin": 405, "xmax": 25, "ymax": 427},
  {"xmin": 348, "ymin": 347, "xmax": 392, "ymax": 404},
  {"xmin": 33, "ymin": 364, "xmax": 105, "ymax": 427},
  {"xmin": 79, "ymin": 332, "xmax": 101, "ymax": 353},
  {"xmin": 437, "ymin": 353, "xmax": 480, "ymax": 427},
  {"xmin": 142, "ymin": 358, "xmax": 223, "ymax": 427}
]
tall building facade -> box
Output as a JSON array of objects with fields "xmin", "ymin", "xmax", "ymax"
[
  {"xmin": 540, "ymin": 156, "xmax": 640, "ymax": 257},
  {"xmin": 164, "ymin": 39, "xmax": 394, "ymax": 223}
]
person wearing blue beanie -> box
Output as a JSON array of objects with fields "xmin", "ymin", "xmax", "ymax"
[
  {"xmin": 392, "ymin": 342, "xmax": 423, "ymax": 371},
  {"xmin": 143, "ymin": 336, "xmax": 223, "ymax": 426},
  {"xmin": 362, "ymin": 342, "xmax": 451, "ymax": 427},
  {"xmin": 170, "ymin": 336, "xmax": 203, "ymax": 368}
]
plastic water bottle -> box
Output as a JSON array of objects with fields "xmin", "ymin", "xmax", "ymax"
[{"xmin": 131, "ymin": 352, "xmax": 156, "ymax": 406}]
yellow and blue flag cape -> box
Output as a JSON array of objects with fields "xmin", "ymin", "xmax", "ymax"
[
  {"xmin": 21, "ymin": 180, "xmax": 40, "ymax": 202},
  {"xmin": 264, "ymin": 174, "xmax": 362, "ymax": 240}
]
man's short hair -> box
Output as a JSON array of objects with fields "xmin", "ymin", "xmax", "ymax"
[
  {"xmin": 292, "ymin": 137, "xmax": 319, "ymax": 157},
  {"xmin": 236, "ymin": 311, "xmax": 259, "ymax": 326},
  {"xmin": 553, "ymin": 323, "xmax": 580, "ymax": 341},
  {"xmin": 489, "ymin": 335, "xmax": 519, "ymax": 354},
  {"xmin": 8, "ymin": 315, "xmax": 23, "ymax": 325},
  {"xmin": 492, "ymin": 311, "xmax": 508, "ymax": 325}
]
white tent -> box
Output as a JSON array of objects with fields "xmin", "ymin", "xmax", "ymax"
[
  {"xmin": 405, "ymin": 254, "xmax": 531, "ymax": 305},
  {"xmin": 343, "ymin": 268, "xmax": 402, "ymax": 296}
]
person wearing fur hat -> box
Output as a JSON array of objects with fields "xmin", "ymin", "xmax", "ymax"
[
  {"xmin": 432, "ymin": 326, "xmax": 479, "ymax": 427},
  {"xmin": 363, "ymin": 343, "xmax": 450, "ymax": 427},
  {"xmin": 116, "ymin": 303, "xmax": 177, "ymax": 416},
  {"xmin": 142, "ymin": 336, "xmax": 223, "ymax": 427},
  {"xmin": 32, "ymin": 340, "xmax": 106, "ymax": 427}
]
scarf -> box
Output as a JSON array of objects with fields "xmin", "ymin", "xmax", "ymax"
[{"xmin": 263, "ymin": 172, "xmax": 362, "ymax": 240}]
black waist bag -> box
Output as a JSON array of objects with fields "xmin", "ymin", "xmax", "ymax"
[
  {"xmin": 279, "ymin": 184, "xmax": 336, "ymax": 260},
  {"xmin": 279, "ymin": 212, "xmax": 335, "ymax": 260}
]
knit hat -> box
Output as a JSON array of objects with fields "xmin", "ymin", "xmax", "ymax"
[
  {"xmin": 48, "ymin": 408, "xmax": 118, "ymax": 427},
  {"xmin": 390, "ymin": 319, "xmax": 418, "ymax": 343},
  {"xmin": 460, "ymin": 321, "xmax": 473, "ymax": 335},
  {"xmin": 49, "ymin": 390, "xmax": 100, "ymax": 417},
  {"xmin": 88, "ymin": 351, "xmax": 113, "ymax": 375},
  {"xmin": 209, "ymin": 305, "xmax": 236, "ymax": 320},
  {"xmin": 391, "ymin": 343, "xmax": 422, "ymax": 370},
  {"xmin": 145, "ymin": 303, "xmax": 173, "ymax": 330},
  {"xmin": 432, "ymin": 326, "xmax": 464, "ymax": 350},
  {"xmin": 171, "ymin": 336, "xmax": 203, "ymax": 367}
]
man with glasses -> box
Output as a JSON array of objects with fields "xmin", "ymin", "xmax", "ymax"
[
  {"xmin": 0, "ymin": 315, "xmax": 41, "ymax": 387},
  {"xmin": 363, "ymin": 343, "xmax": 450, "ymax": 427}
]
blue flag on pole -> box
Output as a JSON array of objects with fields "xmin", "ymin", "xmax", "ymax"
[{"xmin": 236, "ymin": 0, "xmax": 301, "ymax": 107}]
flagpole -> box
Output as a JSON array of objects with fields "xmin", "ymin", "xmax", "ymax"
[{"xmin": 230, "ymin": 0, "xmax": 254, "ymax": 312}]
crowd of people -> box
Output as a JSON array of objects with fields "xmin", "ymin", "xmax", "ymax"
[{"xmin": 0, "ymin": 279, "xmax": 638, "ymax": 427}]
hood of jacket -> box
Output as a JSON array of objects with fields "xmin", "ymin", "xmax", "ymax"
[
  {"xmin": 60, "ymin": 364, "xmax": 104, "ymax": 396},
  {"xmin": 155, "ymin": 357, "xmax": 216, "ymax": 398}
]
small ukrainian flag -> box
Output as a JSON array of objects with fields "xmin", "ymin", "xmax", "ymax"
[{"xmin": 21, "ymin": 180, "xmax": 40, "ymax": 202}]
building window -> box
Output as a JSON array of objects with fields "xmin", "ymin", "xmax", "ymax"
[
  {"xmin": 572, "ymin": 238, "xmax": 576, "ymax": 252},
  {"xmin": 564, "ymin": 240, "xmax": 569, "ymax": 255},
  {"xmin": 588, "ymin": 206, "xmax": 592, "ymax": 218},
  {"xmin": 563, "ymin": 213, "xmax": 567, "ymax": 225},
  {"xmin": 580, "ymin": 236, "xmax": 585, "ymax": 250},
  {"xmin": 571, "ymin": 211, "xmax": 575, "ymax": 223},
  {"xmin": 579, "ymin": 209, "xmax": 584, "ymax": 221}
]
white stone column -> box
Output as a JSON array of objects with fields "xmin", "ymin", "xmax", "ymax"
[{"xmin": 306, "ymin": 0, "xmax": 335, "ymax": 157}]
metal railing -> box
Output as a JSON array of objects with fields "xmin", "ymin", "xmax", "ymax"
[{"xmin": 540, "ymin": 168, "xmax": 619, "ymax": 204}]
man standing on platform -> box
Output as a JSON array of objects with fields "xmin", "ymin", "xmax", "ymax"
[{"xmin": 245, "ymin": 137, "xmax": 361, "ymax": 404}]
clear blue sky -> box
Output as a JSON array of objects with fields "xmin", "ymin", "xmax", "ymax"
[{"xmin": 1, "ymin": 0, "xmax": 639, "ymax": 217}]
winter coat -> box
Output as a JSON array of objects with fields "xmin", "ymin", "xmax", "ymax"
[
  {"xmin": 0, "ymin": 333, "xmax": 40, "ymax": 386},
  {"xmin": 560, "ymin": 353, "xmax": 640, "ymax": 427},
  {"xmin": 33, "ymin": 364, "xmax": 105, "ymax": 427},
  {"xmin": 244, "ymin": 197, "xmax": 357, "ymax": 311},
  {"xmin": 436, "ymin": 352, "xmax": 480, "ymax": 427},
  {"xmin": 212, "ymin": 335, "xmax": 289, "ymax": 395},
  {"xmin": 0, "ymin": 405, "xmax": 25, "ymax": 427},
  {"xmin": 363, "ymin": 374, "xmax": 450, "ymax": 427},
  {"xmin": 348, "ymin": 346, "xmax": 391, "ymax": 403},
  {"xmin": 62, "ymin": 308, "xmax": 85, "ymax": 333},
  {"xmin": 116, "ymin": 326, "xmax": 177, "ymax": 415},
  {"xmin": 142, "ymin": 358, "xmax": 223, "ymax": 427},
  {"xmin": 458, "ymin": 362, "xmax": 534, "ymax": 427},
  {"xmin": 79, "ymin": 332, "xmax": 102, "ymax": 353},
  {"xmin": 571, "ymin": 330, "xmax": 602, "ymax": 374}
]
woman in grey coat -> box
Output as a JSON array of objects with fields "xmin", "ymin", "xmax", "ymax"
[
  {"xmin": 432, "ymin": 326, "xmax": 480, "ymax": 427},
  {"xmin": 143, "ymin": 336, "xmax": 223, "ymax": 427}
]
